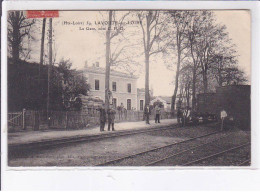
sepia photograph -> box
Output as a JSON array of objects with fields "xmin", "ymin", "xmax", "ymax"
[{"xmin": 6, "ymin": 9, "xmax": 251, "ymax": 167}]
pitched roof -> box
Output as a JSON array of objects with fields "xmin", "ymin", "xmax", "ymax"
[{"xmin": 153, "ymin": 96, "xmax": 172, "ymax": 104}]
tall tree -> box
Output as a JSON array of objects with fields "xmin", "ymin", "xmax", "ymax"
[
  {"xmin": 186, "ymin": 11, "xmax": 202, "ymax": 110},
  {"xmin": 138, "ymin": 11, "xmax": 167, "ymax": 107},
  {"xmin": 179, "ymin": 64, "xmax": 193, "ymax": 108},
  {"xmin": 104, "ymin": 11, "xmax": 131, "ymax": 110},
  {"xmin": 8, "ymin": 11, "xmax": 35, "ymax": 62},
  {"xmin": 166, "ymin": 11, "xmax": 190, "ymax": 113}
]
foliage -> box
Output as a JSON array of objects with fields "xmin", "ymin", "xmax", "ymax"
[
  {"xmin": 153, "ymin": 101, "xmax": 164, "ymax": 108},
  {"xmin": 163, "ymin": 10, "xmax": 248, "ymax": 110},
  {"xmin": 56, "ymin": 59, "xmax": 90, "ymax": 110},
  {"xmin": 8, "ymin": 11, "xmax": 35, "ymax": 61}
]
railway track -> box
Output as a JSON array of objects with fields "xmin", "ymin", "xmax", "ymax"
[
  {"xmin": 95, "ymin": 130, "xmax": 250, "ymax": 166},
  {"xmin": 146, "ymin": 138, "xmax": 250, "ymax": 167},
  {"xmin": 95, "ymin": 130, "xmax": 225, "ymax": 166},
  {"xmin": 238, "ymin": 159, "xmax": 251, "ymax": 166},
  {"xmin": 8, "ymin": 123, "xmax": 180, "ymax": 157},
  {"xmin": 182, "ymin": 143, "xmax": 250, "ymax": 166}
]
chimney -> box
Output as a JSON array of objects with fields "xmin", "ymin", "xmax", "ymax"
[
  {"xmin": 96, "ymin": 62, "xmax": 99, "ymax": 67},
  {"xmin": 84, "ymin": 60, "xmax": 88, "ymax": 68}
]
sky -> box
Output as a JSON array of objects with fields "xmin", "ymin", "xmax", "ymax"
[{"xmin": 28, "ymin": 10, "xmax": 251, "ymax": 96}]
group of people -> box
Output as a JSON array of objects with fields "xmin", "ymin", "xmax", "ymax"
[
  {"xmin": 144, "ymin": 104, "xmax": 161, "ymax": 124},
  {"xmin": 97, "ymin": 103, "xmax": 116, "ymax": 132},
  {"xmin": 98, "ymin": 103, "xmax": 163, "ymax": 131},
  {"xmin": 177, "ymin": 106, "xmax": 191, "ymax": 127}
]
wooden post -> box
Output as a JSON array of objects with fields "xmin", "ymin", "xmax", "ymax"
[
  {"xmin": 34, "ymin": 111, "xmax": 40, "ymax": 131},
  {"xmin": 221, "ymin": 117, "xmax": 224, "ymax": 131},
  {"xmin": 65, "ymin": 111, "xmax": 68, "ymax": 129},
  {"xmin": 22, "ymin": 108, "xmax": 26, "ymax": 130}
]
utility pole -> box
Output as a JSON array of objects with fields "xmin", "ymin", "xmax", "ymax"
[
  {"xmin": 105, "ymin": 11, "xmax": 112, "ymax": 111},
  {"xmin": 40, "ymin": 18, "xmax": 46, "ymax": 66},
  {"xmin": 39, "ymin": 18, "xmax": 46, "ymax": 108},
  {"xmin": 47, "ymin": 18, "xmax": 52, "ymax": 127}
]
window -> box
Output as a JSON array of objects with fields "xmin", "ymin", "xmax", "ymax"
[
  {"xmin": 127, "ymin": 99, "xmax": 131, "ymax": 110},
  {"xmin": 112, "ymin": 82, "xmax": 117, "ymax": 92},
  {"xmin": 95, "ymin": 79, "xmax": 99, "ymax": 90},
  {"xmin": 127, "ymin": 83, "xmax": 131, "ymax": 93},
  {"xmin": 112, "ymin": 98, "xmax": 117, "ymax": 108},
  {"xmin": 140, "ymin": 100, "xmax": 144, "ymax": 111}
]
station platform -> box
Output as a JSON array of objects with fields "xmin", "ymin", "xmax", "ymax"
[{"xmin": 8, "ymin": 119, "xmax": 177, "ymax": 146}]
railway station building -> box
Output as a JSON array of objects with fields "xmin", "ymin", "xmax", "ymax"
[{"xmin": 81, "ymin": 62, "xmax": 146, "ymax": 111}]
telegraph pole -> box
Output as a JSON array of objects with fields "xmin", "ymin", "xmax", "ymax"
[
  {"xmin": 39, "ymin": 18, "xmax": 46, "ymax": 108},
  {"xmin": 105, "ymin": 11, "xmax": 112, "ymax": 111},
  {"xmin": 47, "ymin": 18, "xmax": 52, "ymax": 127},
  {"xmin": 40, "ymin": 18, "xmax": 46, "ymax": 66}
]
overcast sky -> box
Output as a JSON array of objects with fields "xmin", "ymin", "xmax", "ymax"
[{"xmin": 28, "ymin": 10, "xmax": 251, "ymax": 96}]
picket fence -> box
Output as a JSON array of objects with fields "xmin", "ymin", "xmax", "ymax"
[{"xmin": 8, "ymin": 108, "xmax": 173, "ymax": 131}]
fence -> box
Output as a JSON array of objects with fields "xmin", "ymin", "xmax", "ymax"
[
  {"xmin": 8, "ymin": 108, "xmax": 173, "ymax": 131},
  {"xmin": 8, "ymin": 110, "xmax": 25, "ymax": 131}
]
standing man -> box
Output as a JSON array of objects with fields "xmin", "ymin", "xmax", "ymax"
[
  {"xmin": 108, "ymin": 107, "xmax": 116, "ymax": 131},
  {"xmin": 144, "ymin": 104, "xmax": 151, "ymax": 124},
  {"xmin": 155, "ymin": 105, "xmax": 161, "ymax": 123},
  {"xmin": 98, "ymin": 103, "xmax": 106, "ymax": 132},
  {"xmin": 220, "ymin": 109, "xmax": 227, "ymax": 131},
  {"xmin": 119, "ymin": 103, "xmax": 124, "ymax": 120},
  {"xmin": 177, "ymin": 107, "xmax": 182, "ymax": 126}
]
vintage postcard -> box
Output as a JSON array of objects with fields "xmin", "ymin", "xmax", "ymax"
[
  {"xmin": 4, "ymin": 8, "xmax": 251, "ymax": 168},
  {"xmin": 2, "ymin": 0, "xmax": 260, "ymax": 191}
]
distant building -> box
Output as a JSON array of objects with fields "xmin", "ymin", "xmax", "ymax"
[
  {"xmin": 82, "ymin": 62, "xmax": 146, "ymax": 111},
  {"xmin": 150, "ymin": 96, "xmax": 172, "ymax": 110}
]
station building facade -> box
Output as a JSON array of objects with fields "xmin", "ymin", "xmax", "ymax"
[{"xmin": 82, "ymin": 62, "xmax": 145, "ymax": 111}]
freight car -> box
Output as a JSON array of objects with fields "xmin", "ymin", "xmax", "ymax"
[
  {"xmin": 216, "ymin": 85, "xmax": 250, "ymax": 130},
  {"xmin": 196, "ymin": 93, "xmax": 218, "ymax": 121},
  {"xmin": 194, "ymin": 85, "xmax": 250, "ymax": 130}
]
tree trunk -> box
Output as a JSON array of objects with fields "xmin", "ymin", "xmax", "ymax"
[
  {"xmin": 145, "ymin": 14, "xmax": 151, "ymax": 107},
  {"xmin": 191, "ymin": 66, "xmax": 196, "ymax": 110},
  {"xmin": 203, "ymin": 72, "xmax": 208, "ymax": 94},
  {"xmin": 12, "ymin": 19, "xmax": 20, "ymax": 62},
  {"xmin": 105, "ymin": 11, "xmax": 113, "ymax": 111},
  {"xmin": 171, "ymin": 48, "xmax": 181, "ymax": 113},
  {"xmin": 145, "ymin": 52, "xmax": 150, "ymax": 106}
]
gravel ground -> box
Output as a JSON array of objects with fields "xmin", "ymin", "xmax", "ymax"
[{"xmin": 8, "ymin": 124, "xmax": 250, "ymax": 167}]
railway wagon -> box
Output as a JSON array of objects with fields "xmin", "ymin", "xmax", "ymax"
[
  {"xmin": 196, "ymin": 93, "xmax": 218, "ymax": 120},
  {"xmin": 216, "ymin": 85, "xmax": 250, "ymax": 130}
]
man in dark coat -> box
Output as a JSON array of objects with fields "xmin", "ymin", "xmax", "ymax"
[
  {"xmin": 98, "ymin": 103, "xmax": 106, "ymax": 132},
  {"xmin": 144, "ymin": 105, "xmax": 151, "ymax": 124},
  {"xmin": 155, "ymin": 105, "xmax": 161, "ymax": 123},
  {"xmin": 108, "ymin": 107, "xmax": 116, "ymax": 131},
  {"xmin": 177, "ymin": 108, "xmax": 183, "ymax": 126}
]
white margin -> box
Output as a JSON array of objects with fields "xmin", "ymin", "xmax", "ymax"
[{"xmin": 1, "ymin": 0, "xmax": 260, "ymax": 190}]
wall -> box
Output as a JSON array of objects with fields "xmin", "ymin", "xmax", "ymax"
[
  {"xmin": 86, "ymin": 71, "xmax": 138, "ymax": 109},
  {"xmin": 137, "ymin": 91, "xmax": 145, "ymax": 111}
]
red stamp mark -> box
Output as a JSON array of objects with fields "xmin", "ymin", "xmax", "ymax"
[{"xmin": 26, "ymin": 11, "xmax": 59, "ymax": 18}]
